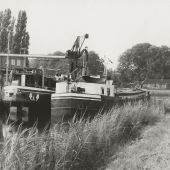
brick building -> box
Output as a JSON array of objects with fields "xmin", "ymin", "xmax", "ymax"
[
  {"xmin": 0, "ymin": 55, "xmax": 27, "ymax": 87},
  {"xmin": 0, "ymin": 55, "xmax": 26, "ymax": 69}
]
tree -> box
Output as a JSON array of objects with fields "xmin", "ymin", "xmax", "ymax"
[
  {"xmin": 117, "ymin": 43, "xmax": 170, "ymax": 85},
  {"xmin": 107, "ymin": 69, "xmax": 121, "ymax": 86},
  {"xmin": 118, "ymin": 43, "xmax": 153, "ymax": 83},
  {"xmin": 49, "ymin": 51, "xmax": 65, "ymax": 56},
  {"xmin": 0, "ymin": 9, "xmax": 14, "ymax": 53},
  {"xmin": 13, "ymin": 10, "xmax": 29, "ymax": 54},
  {"xmin": 86, "ymin": 51, "xmax": 104, "ymax": 75},
  {"xmin": 0, "ymin": 9, "xmax": 30, "ymax": 56},
  {"xmin": 149, "ymin": 45, "xmax": 170, "ymax": 79}
]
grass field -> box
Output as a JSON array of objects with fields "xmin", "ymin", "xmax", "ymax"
[{"xmin": 0, "ymin": 102, "xmax": 162, "ymax": 170}]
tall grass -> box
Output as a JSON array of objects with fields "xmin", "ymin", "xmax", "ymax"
[{"xmin": 0, "ymin": 102, "xmax": 162, "ymax": 170}]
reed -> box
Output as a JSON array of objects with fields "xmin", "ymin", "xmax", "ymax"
[{"xmin": 0, "ymin": 102, "xmax": 162, "ymax": 170}]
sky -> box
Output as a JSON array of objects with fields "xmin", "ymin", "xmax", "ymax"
[{"xmin": 1, "ymin": 0, "xmax": 170, "ymax": 69}]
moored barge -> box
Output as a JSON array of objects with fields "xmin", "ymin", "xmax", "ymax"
[{"xmin": 51, "ymin": 76, "xmax": 149, "ymax": 123}]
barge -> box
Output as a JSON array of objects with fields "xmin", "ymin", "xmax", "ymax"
[{"xmin": 51, "ymin": 76, "xmax": 149, "ymax": 123}]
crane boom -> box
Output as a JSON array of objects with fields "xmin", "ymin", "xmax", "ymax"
[{"xmin": 66, "ymin": 34, "xmax": 89, "ymax": 80}]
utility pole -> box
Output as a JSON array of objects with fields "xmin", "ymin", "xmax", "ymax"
[
  {"xmin": 5, "ymin": 31, "xmax": 10, "ymax": 85},
  {"xmin": 103, "ymin": 56, "xmax": 108, "ymax": 78},
  {"xmin": 20, "ymin": 47, "xmax": 26, "ymax": 67},
  {"xmin": 39, "ymin": 65, "xmax": 45, "ymax": 89},
  {"xmin": 42, "ymin": 67, "xmax": 44, "ymax": 89}
]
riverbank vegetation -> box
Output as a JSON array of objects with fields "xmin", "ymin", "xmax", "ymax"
[
  {"xmin": 0, "ymin": 102, "xmax": 162, "ymax": 170},
  {"xmin": 106, "ymin": 111, "xmax": 170, "ymax": 170}
]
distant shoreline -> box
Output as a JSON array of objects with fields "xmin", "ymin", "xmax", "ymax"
[{"xmin": 149, "ymin": 89, "xmax": 170, "ymax": 96}]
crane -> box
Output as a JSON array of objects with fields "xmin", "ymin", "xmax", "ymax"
[{"xmin": 66, "ymin": 34, "xmax": 89, "ymax": 80}]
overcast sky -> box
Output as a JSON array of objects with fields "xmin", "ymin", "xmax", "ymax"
[{"xmin": 1, "ymin": 0, "xmax": 170, "ymax": 69}]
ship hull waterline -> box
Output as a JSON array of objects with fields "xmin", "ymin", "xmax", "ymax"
[{"xmin": 51, "ymin": 91, "xmax": 149, "ymax": 124}]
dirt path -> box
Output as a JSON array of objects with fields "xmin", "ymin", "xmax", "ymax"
[{"xmin": 106, "ymin": 115, "xmax": 170, "ymax": 170}]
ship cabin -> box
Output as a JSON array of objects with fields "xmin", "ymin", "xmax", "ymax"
[
  {"xmin": 6, "ymin": 68, "xmax": 56, "ymax": 91},
  {"xmin": 55, "ymin": 75, "xmax": 115, "ymax": 97}
]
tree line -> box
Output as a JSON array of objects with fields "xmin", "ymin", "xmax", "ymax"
[
  {"xmin": 116, "ymin": 43, "xmax": 170, "ymax": 85},
  {"xmin": 0, "ymin": 9, "xmax": 29, "ymax": 54}
]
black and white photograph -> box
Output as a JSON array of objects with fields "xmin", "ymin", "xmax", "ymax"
[{"xmin": 0, "ymin": 0, "xmax": 169, "ymax": 169}]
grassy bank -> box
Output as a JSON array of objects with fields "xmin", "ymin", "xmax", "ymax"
[
  {"xmin": 106, "ymin": 113, "xmax": 170, "ymax": 170},
  {"xmin": 0, "ymin": 102, "xmax": 162, "ymax": 170}
]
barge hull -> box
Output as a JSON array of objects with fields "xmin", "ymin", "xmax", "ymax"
[
  {"xmin": 51, "ymin": 93, "xmax": 101, "ymax": 123},
  {"xmin": 51, "ymin": 91, "xmax": 149, "ymax": 123}
]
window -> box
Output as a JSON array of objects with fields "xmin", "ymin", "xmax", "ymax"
[
  {"xmin": 11, "ymin": 59, "xmax": 15, "ymax": 66},
  {"xmin": 16, "ymin": 59, "xmax": 21, "ymax": 66}
]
